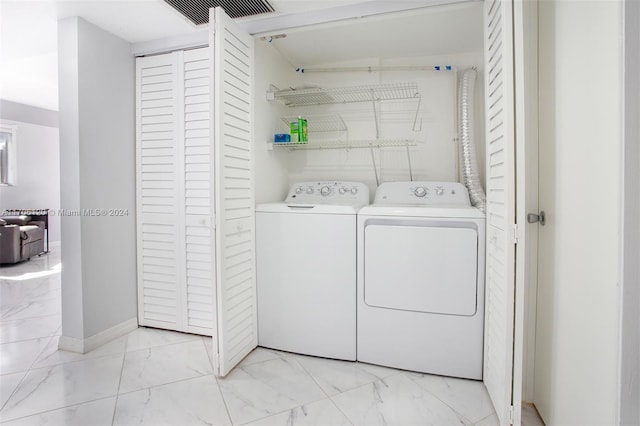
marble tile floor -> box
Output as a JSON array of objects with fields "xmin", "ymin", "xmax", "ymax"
[{"xmin": 0, "ymin": 247, "xmax": 545, "ymax": 426}]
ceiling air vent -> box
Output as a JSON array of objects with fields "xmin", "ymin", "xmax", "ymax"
[{"xmin": 164, "ymin": 0, "xmax": 275, "ymax": 25}]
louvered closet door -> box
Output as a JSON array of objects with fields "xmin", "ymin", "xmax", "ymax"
[
  {"xmin": 136, "ymin": 53, "xmax": 185, "ymax": 330},
  {"xmin": 136, "ymin": 49, "xmax": 215, "ymax": 336},
  {"xmin": 210, "ymin": 6, "xmax": 257, "ymax": 377},
  {"xmin": 483, "ymin": 0, "xmax": 517, "ymax": 424},
  {"xmin": 182, "ymin": 48, "xmax": 215, "ymax": 334}
]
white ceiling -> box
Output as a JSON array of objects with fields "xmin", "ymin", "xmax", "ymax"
[
  {"xmin": 267, "ymin": 2, "xmax": 483, "ymax": 67},
  {"xmin": 0, "ymin": 0, "xmax": 482, "ymax": 111}
]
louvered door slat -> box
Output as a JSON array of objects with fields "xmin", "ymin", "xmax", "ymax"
[
  {"xmin": 482, "ymin": 0, "xmax": 517, "ymax": 424},
  {"xmin": 211, "ymin": 6, "xmax": 257, "ymax": 377},
  {"xmin": 137, "ymin": 52, "xmax": 183, "ymax": 331},
  {"xmin": 183, "ymin": 47, "xmax": 215, "ymax": 335}
]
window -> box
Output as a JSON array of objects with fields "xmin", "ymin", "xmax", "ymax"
[{"xmin": 0, "ymin": 124, "xmax": 17, "ymax": 186}]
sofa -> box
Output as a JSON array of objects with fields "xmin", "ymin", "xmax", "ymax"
[{"xmin": 0, "ymin": 215, "xmax": 45, "ymax": 264}]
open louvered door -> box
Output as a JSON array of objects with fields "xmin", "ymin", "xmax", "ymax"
[
  {"xmin": 483, "ymin": 0, "xmax": 521, "ymax": 424},
  {"xmin": 209, "ymin": 6, "xmax": 257, "ymax": 377}
]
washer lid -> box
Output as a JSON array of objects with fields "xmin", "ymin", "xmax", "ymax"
[{"xmin": 256, "ymin": 203, "xmax": 360, "ymax": 214}]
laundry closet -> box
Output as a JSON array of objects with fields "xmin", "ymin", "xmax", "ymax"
[
  {"xmin": 135, "ymin": 1, "xmax": 521, "ymax": 423},
  {"xmin": 253, "ymin": 4, "xmax": 485, "ymax": 204}
]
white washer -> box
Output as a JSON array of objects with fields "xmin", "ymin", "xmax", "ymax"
[
  {"xmin": 256, "ymin": 181, "xmax": 369, "ymax": 361},
  {"xmin": 357, "ymin": 181, "xmax": 486, "ymax": 379}
]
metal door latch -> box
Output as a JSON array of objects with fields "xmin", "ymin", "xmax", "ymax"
[{"xmin": 527, "ymin": 211, "xmax": 546, "ymax": 226}]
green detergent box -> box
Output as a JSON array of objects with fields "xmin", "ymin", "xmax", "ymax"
[
  {"xmin": 289, "ymin": 121, "xmax": 299, "ymax": 143},
  {"xmin": 290, "ymin": 117, "xmax": 307, "ymax": 143},
  {"xmin": 299, "ymin": 117, "xmax": 308, "ymax": 143}
]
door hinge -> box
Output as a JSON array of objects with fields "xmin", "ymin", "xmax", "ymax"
[
  {"xmin": 508, "ymin": 405, "xmax": 515, "ymax": 425},
  {"xmin": 512, "ymin": 224, "xmax": 520, "ymax": 244}
]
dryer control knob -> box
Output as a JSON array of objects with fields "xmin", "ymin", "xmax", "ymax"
[
  {"xmin": 435, "ymin": 186, "xmax": 444, "ymax": 196},
  {"xmin": 350, "ymin": 187, "xmax": 358, "ymax": 195},
  {"xmin": 306, "ymin": 187, "xmax": 314, "ymax": 194},
  {"xmin": 414, "ymin": 186, "xmax": 428, "ymax": 197},
  {"xmin": 339, "ymin": 187, "xmax": 347, "ymax": 195},
  {"xmin": 320, "ymin": 186, "xmax": 331, "ymax": 196},
  {"xmin": 295, "ymin": 187, "xmax": 303, "ymax": 194}
]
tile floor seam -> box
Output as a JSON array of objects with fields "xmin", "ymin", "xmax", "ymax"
[
  {"xmin": 402, "ymin": 372, "xmax": 485, "ymax": 424},
  {"xmin": 124, "ymin": 337, "xmax": 203, "ymax": 353},
  {"xmin": 292, "ymin": 356, "xmax": 334, "ymax": 400},
  {"xmin": 0, "ymin": 312, "xmax": 61, "ymax": 323},
  {"xmin": 0, "ymin": 395, "xmax": 116, "ymax": 425},
  {"xmin": 0, "ymin": 371, "xmax": 53, "ymax": 422},
  {"xmin": 474, "ymin": 411, "xmax": 497, "ymax": 425},
  {"xmin": 286, "ymin": 356, "xmax": 333, "ymax": 406},
  {"xmin": 1, "ymin": 294, "xmax": 61, "ymax": 304},
  {"xmin": 0, "ymin": 371, "xmax": 27, "ymax": 414},
  {"xmin": 0, "ymin": 328, "xmax": 62, "ymax": 345},
  {"xmin": 326, "ymin": 394, "xmax": 356, "ymax": 426},
  {"xmin": 233, "ymin": 396, "xmax": 349, "ymax": 426},
  {"xmin": 233, "ymin": 401, "xmax": 297, "ymax": 425},
  {"xmin": 235, "ymin": 351, "xmax": 283, "ymax": 368},
  {"xmin": 0, "ymin": 333, "xmax": 58, "ymax": 384},
  {"xmin": 0, "ymin": 298, "xmax": 62, "ymax": 310},
  {"xmin": 405, "ymin": 371, "xmax": 495, "ymax": 424},
  {"xmin": 111, "ymin": 333, "xmax": 129, "ymax": 426},
  {"xmin": 271, "ymin": 355, "xmax": 359, "ymax": 425},
  {"xmin": 27, "ymin": 344, "xmax": 127, "ymax": 370},
  {"xmin": 116, "ymin": 372, "xmax": 217, "ymax": 397},
  {"xmin": 295, "ymin": 355, "xmax": 405, "ymax": 400},
  {"xmin": 27, "ymin": 334, "xmax": 57, "ymax": 369},
  {"xmin": 326, "ymin": 376, "xmax": 389, "ymax": 425},
  {"xmin": 125, "ymin": 339, "xmax": 194, "ymax": 353},
  {"xmin": 216, "ymin": 356, "xmax": 331, "ymax": 425},
  {"xmin": 212, "ymin": 373, "xmax": 234, "ymax": 426},
  {"xmin": 0, "ymin": 353, "xmax": 126, "ymax": 423}
]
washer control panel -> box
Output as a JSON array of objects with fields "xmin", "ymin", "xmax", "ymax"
[
  {"xmin": 374, "ymin": 181, "xmax": 471, "ymax": 206},
  {"xmin": 286, "ymin": 181, "xmax": 370, "ymax": 206}
]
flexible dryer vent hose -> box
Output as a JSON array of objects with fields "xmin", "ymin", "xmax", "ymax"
[{"xmin": 458, "ymin": 68, "xmax": 487, "ymax": 213}]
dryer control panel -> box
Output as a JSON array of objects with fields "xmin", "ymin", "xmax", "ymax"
[
  {"xmin": 286, "ymin": 181, "xmax": 370, "ymax": 206},
  {"xmin": 374, "ymin": 181, "xmax": 471, "ymax": 206}
]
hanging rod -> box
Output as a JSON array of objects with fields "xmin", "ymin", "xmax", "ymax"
[{"xmin": 294, "ymin": 65, "xmax": 458, "ymax": 73}]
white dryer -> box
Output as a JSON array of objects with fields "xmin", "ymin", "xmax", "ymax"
[
  {"xmin": 357, "ymin": 181, "xmax": 485, "ymax": 379},
  {"xmin": 256, "ymin": 181, "xmax": 369, "ymax": 361}
]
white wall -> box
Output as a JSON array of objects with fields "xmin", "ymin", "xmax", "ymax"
[
  {"xmin": 254, "ymin": 46, "xmax": 483, "ymax": 202},
  {"xmin": 0, "ymin": 102, "xmax": 61, "ymax": 242},
  {"xmin": 535, "ymin": 1, "xmax": 622, "ymax": 424},
  {"xmin": 254, "ymin": 41, "xmax": 296, "ymax": 204},
  {"xmin": 58, "ymin": 16, "xmax": 137, "ymax": 344}
]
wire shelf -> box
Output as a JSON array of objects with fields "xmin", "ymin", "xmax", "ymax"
[
  {"xmin": 271, "ymin": 139, "xmax": 417, "ymax": 151},
  {"xmin": 271, "ymin": 82, "xmax": 420, "ymax": 107},
  {"xmin": 279, "ymin": 114, "xmax": 347, "ymax": 133}
]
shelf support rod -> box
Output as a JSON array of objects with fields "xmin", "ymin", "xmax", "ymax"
[
  {"xmin": 370, "ymin": 146, "xmax": 380, "ymax": 187},
  {"xmin": 412, "ymin": 95, "xmax": 422, "ymax": 131},
  {"xmin": 406, "ymin": 144, "xmax": 414, "ymax": 182},
  {"xmin": 294, "ymin": 65, "xmax": 458, "ymax": 73},
  {"xmin": 371, "ymin": 90, "xmax": 380, "ymax": 139}
]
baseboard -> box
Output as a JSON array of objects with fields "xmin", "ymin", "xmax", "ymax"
[{"xmin": 58, "ymin": 317, "xmax": 138, "ymax": 354}]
